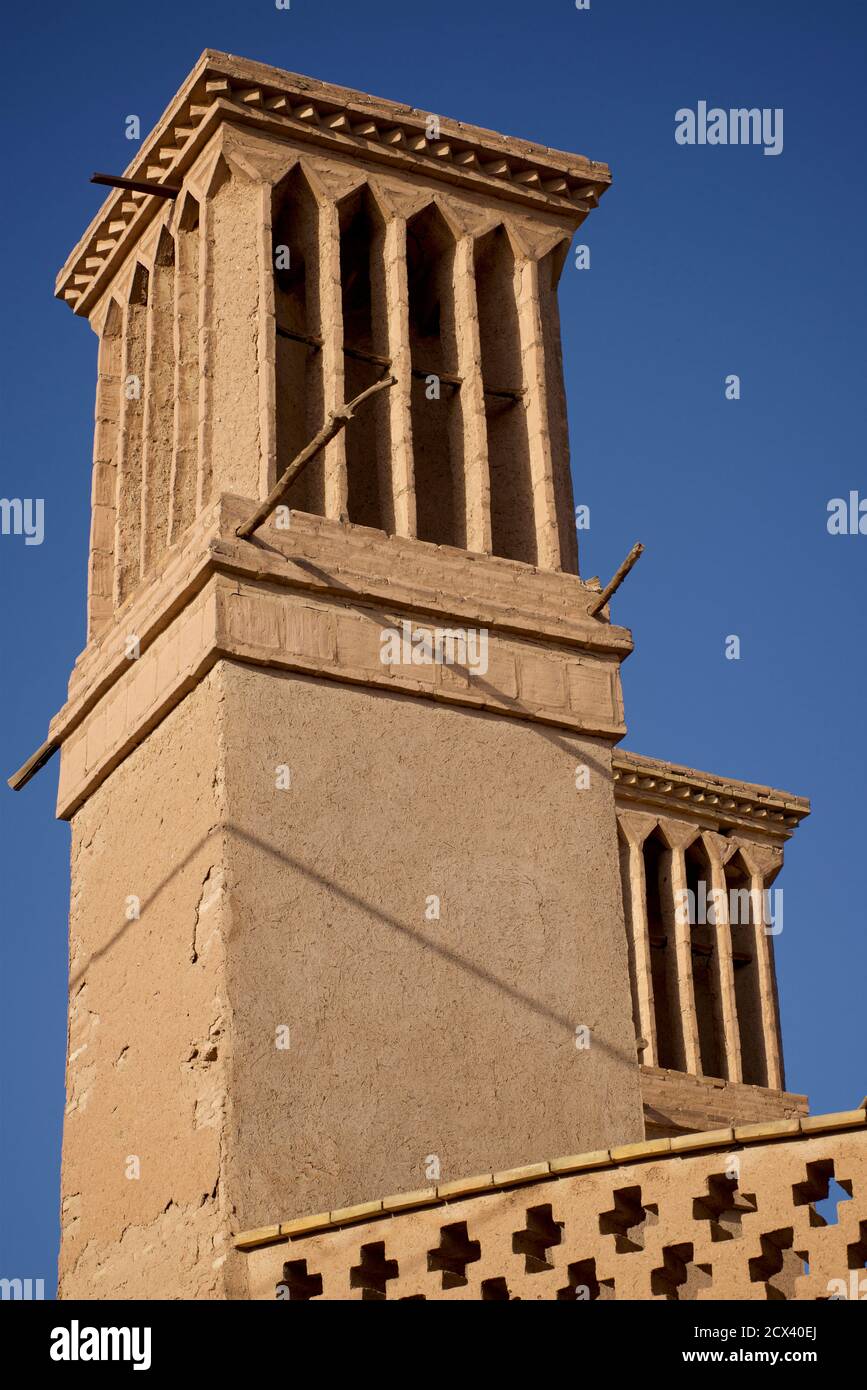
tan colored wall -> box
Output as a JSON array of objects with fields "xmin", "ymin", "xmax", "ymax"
[
  {"xmin": 58, "ymin": 653, "xmax": 643, "ymax": 1296},
  {"xmin": 219, "ymin": 659, "xmax": 644, "ymax": 1230},
  {"xmin": 58, "ymin": 668, "xmax": 240, "ymax": 1299}
]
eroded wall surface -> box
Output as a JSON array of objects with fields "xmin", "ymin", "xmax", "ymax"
[{"xmin": 59, "ymin": 669, "xmax": 238, "ymax": 1299}]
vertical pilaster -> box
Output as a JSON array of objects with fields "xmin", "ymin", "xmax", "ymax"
[
  {"xmin": 205, "ymin": 156, "xmax": 264, "ymax": 501},
  {"xmin": 319, "ymin": 197, "xmax": 348, "ymax": 519},
  {"xmin": 169, "ymin": 197, "xmax": 201, "ymax": 543},
  {"xmin": 87, "ymin": 304, "xmax": 122, "ymax": 637},
  {"xmin": 658, "ymin": 818, "xmax": 701, "ymax": 1075},
  {"xmin": 114, "ymin": 267, "xmax": 148, "ymax": 607},
  {"xmin": 141, "ymin": 230, "xmax": 175, "ymax": 574},
  {"xmin": 454, "ymin": 235, "xmax": 491, "ymax": 555},
  {"xmin": 196, "ymin": 175, "xmax": 216, "ymax": 512},
  {"xmin": 516, "ymin": 254, "xmax": 562, "ymax": 571},
  {"xmin": 257, "ymin": 179, "xmax": 278, "ymax": 499},
  {"xmin": 383, "ymin": 215, "xmax": 416, "ymax": 537},
  {"xmin": 703, "ymin": 831, "xmax": 743, "ymax": 1083},
  {"xmin": 617, "ymin": 812, "xmax": 659, "ymax": 1067}
]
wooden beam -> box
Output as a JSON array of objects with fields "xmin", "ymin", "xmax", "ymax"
[
  {"xmin": 8, "ymin": 735, "xmax": 60, "ymax": 792},
  {"xmin": 588, "ymin": 541, "xmax": 645, "ymax": 617},
  {"xmin": 91, "ymin": 173, "xmax": 180, "ymax": 200}
]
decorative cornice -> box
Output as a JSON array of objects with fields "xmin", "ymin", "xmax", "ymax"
[
  {"xmin": 613, "ymin": 748, "xmax": 810, "ymax": 837},
  {"xmin": 56, "ymin": 50, "xmax": 612, "ymax": 318}
]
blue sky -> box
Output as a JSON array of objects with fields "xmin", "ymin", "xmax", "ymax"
[{"xmin": 1, "ymin": 0, "xmax": 864, "ymax": 1295}]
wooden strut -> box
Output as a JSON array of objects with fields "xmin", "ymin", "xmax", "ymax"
[
  {"xmin": 235, "ymin": 372, "xmax": 397, "ymax": 541},
  {"xmin": 587, "ymin": 541, "xmax": 645, "ymax": 617},
  {"xmin": 8, "ymin": 737, "xmax": 61, "ymax": 792},
  {"xmin": 9, "ymin": 375, "xmax": 395, "ymax": 791},
  {"xmin": 91, "ymin": 172, "xmax": 180, "ymax": 200}
]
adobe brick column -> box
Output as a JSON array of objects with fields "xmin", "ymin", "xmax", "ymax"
[
  {"xmin": 658, "ymin": 818, "xmax": 701, "ymax": 1075},
  {"xmin": 737, "ymin": 842, "xmax": 785, "ymax": 1090},
  {"xmin": 318, "ymin": 196, "xmax": 350, "ymax": 520},
  {"xmin": 702, "ymin": 830, "xmax": 743, "ymax": 1083},
  {"xmin": 87, "ymin": 303, "xmax": 122, "ymax": 638},
  {"xmin": 516, "ymin": 252, "xmax": 562, "ymax": 571},
  {"xmin": 616, "ymin": 810, "xmax": 659, "ymax": 1066},
  {"xmin": 454, "ymin": 234, "xmax": 492, "ymax": 555},
  {"xmin": 114, "ymin": 267, "xmax": 148, "ymax": 606},
  {"xmin": 383, "ymin": 214, "xmax": 416, "ymax": 537},
  {"xmin": 199, "ymin": 152, "xmax": 269, "ymax": 504},
  {"xmin": 141, "ymin": 230, "xmax": 176, "ymax": 574}
]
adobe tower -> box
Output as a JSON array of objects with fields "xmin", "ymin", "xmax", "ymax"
[{"xmin": 41, "ymin": 52, "xmax": 809, "ymax": 1299}]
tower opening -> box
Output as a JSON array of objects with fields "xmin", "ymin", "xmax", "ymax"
[
  {"xmin": 644, "ymin": 829, "xmax": 679, "ymax": 1071},
  {"xmin": 474, "ymin": 226, "xmax": 535, "ymax": 564},
  {"xmin": 273, "ymin": 168, "xmax": 325, "ymax": 513},
  {"xmin": 725, "ymin": 853, "xmax": 767, "ymax": 1086},
  {"xmin": 339, "ymin": 187, "xmax": 390, "ymax": 530},
  {"xmin": 407, "ymin": 205, "xmax": 464, "ymax": 547},
  {"xmin": 685, "ymin": 838, "xmax": 724, "ymax": 1079}
]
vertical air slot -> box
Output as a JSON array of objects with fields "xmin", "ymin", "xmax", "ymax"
[
  {"xmin": 407, "ymin": 205, "xmax": 464, "ymax": 547},
  {"xmin": 685, "ymin": 839, "xmax": 725, "ymax": 1079},
  {"xmin": 473, "ymin": 226, "xmax": 534, "ymax": 564},
  {"xmin": 273, "ymin": 168, "xmax": 325, "ymax": 513},
  {"xmin": 644, "ymin": 829, "xmax": 680, "ymax": 1071},
  {"xmin": 339, "ymin": 187, "xmax": 390, "ymax": 530},
  {"xmin": 725, "ymin": 853, "xmax": 768, "ymax": 1086}
]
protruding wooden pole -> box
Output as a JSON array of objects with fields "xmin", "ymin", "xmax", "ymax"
[
  {"xmin": 588, "ymin": 541, "xmax": 644, "ymax": 616},
  {"xmin": 235, "ymin": 374, "xmax": 397, "ymax": 540}
]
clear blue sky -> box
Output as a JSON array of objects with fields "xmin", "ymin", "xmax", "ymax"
[{"xmin": 1, "ymin": 0, "xmax": 864, "ymax": 1296}]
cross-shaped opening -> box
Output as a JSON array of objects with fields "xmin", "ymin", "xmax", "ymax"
[
  {"xmin": 692, "ymin": 1172, "xmax": 757, "ymax": 1241},
  {"xmin": 599, "ymin": 1185, "xmax": 658, "ymax": 1254},
  {"xmin": 792, "ymin": 1158, "xmax": 853, "ymax": 1227},
  {"xmin": 427, "ymin": 1220, "xmax": 482, "ymax": 1290},
  {"xmin": 651, "ymin": 1242, "xmax": 713, "ymax": 1300},
  {"xmin": 481, "ymin": 1277, "xmax": 513, "ymax": 1300},
  {"xmin": 512, "ymin": 1202, "xmax": 563, "ymax": 1274},
  {"xmin": 349, "ymin": 1240, "xmax": 399, "ymax": 1300},
  {"xmin": 556, "ymin": 1257, "xmax": 615, "ymax": 1301},
  {"xmin": 748, "ymin": 1227, "xmax": 808, "ymax": 1300},
  {"xmin": 277, "ymin": 1258, "xmax": 323, "ymax": 1300}
]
